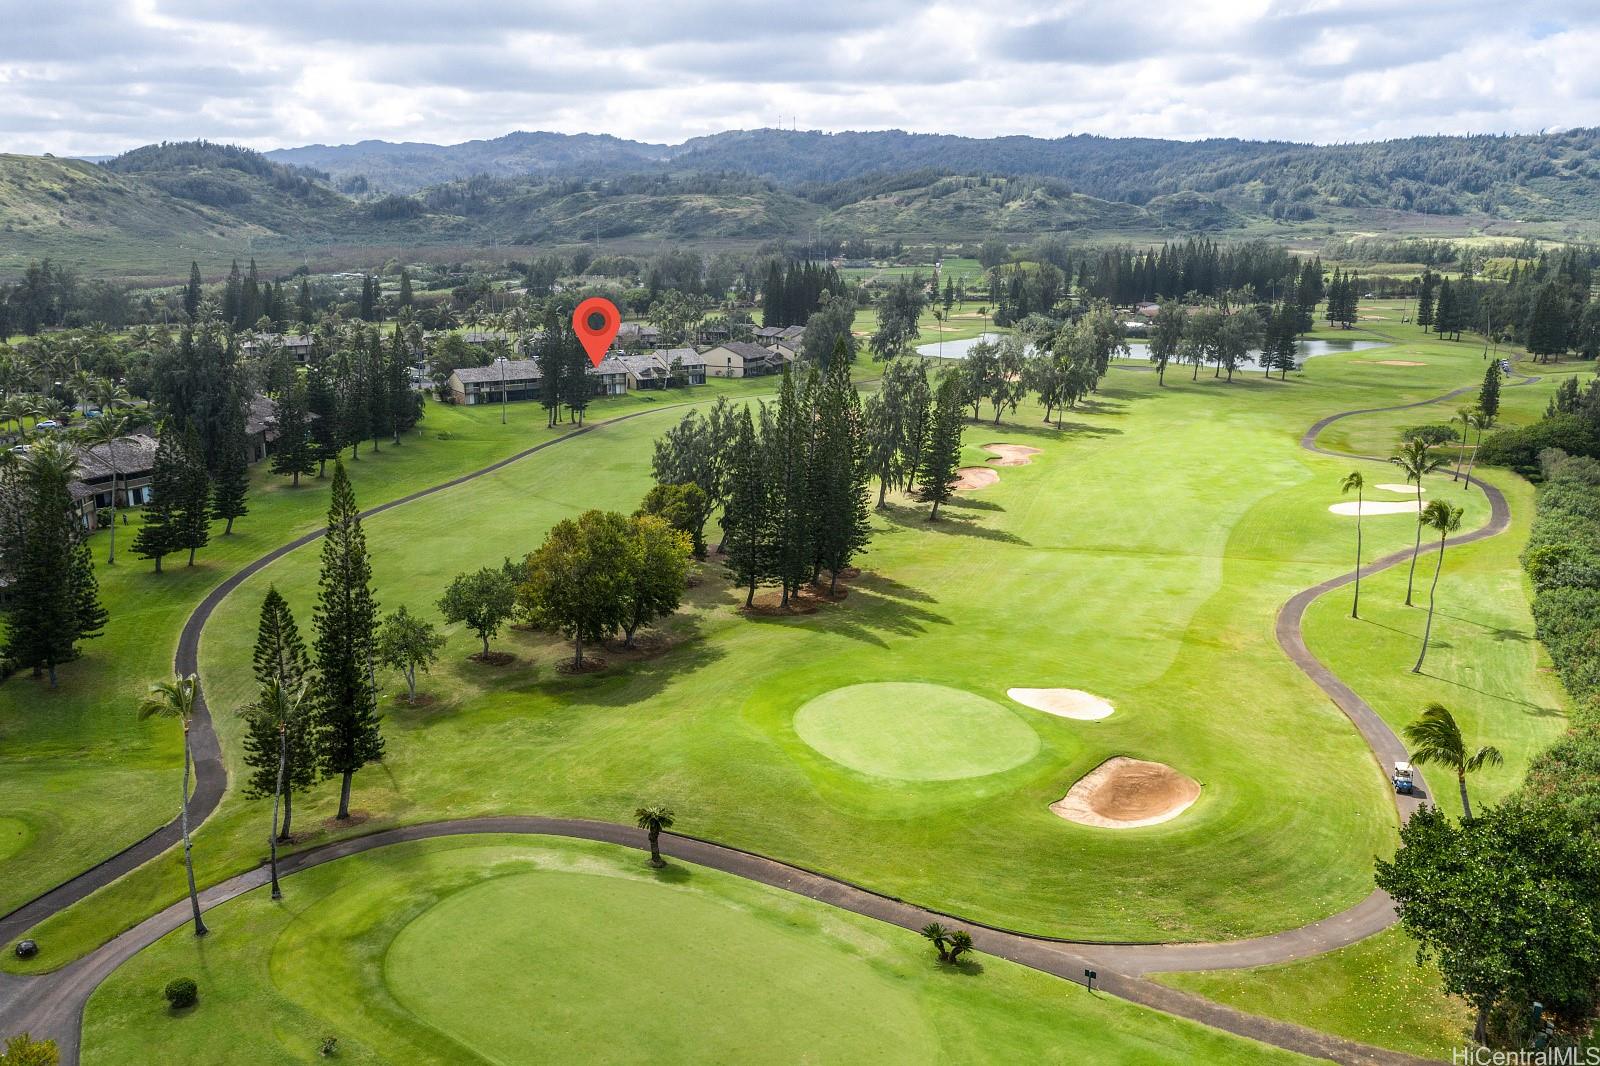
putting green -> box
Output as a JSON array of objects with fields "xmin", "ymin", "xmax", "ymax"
[
  {"xmin": 793, "ymin": 682, "xmax": 1041, "ymax": 780},
  {"xmin": 0, "ymin": 817, "xmax": 29, "ymax": 865},
  {"xmin": 81, "ymin": 837, "xmax": 1310, "ymax": 1065},
  {"xmin": 387, "ymin": 868, "xmax": 936, "ymax": 1062}
]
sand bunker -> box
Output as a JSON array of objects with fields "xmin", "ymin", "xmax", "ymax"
[
  {"xmin": 983, "ymin": 444, "xmax": 1041, "ymax": 466},
  {"xmin": 1051, "ymin": 757, "xmax": 1201, "ymax": 829},
  {"xmin": 1375, "ymin": 360, "xmax": 1426, "ymax": 367},
  {"xmin": 1328, "ymin": 500, "xmax": 1422, "ymax": 516},
  {"xmin": 1375, "ymin": 483, "xmax": 1424, "ymax": 495},
  {"xmin": 953, "ymin": 467, "xmax": 1000, "ymax": 490},
  {"xmin": 1007, "ymin": 688, "xmax": 1114, "ymax": 720}
]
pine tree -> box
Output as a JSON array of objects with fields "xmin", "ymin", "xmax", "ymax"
[
  {"xmin": 767, "ymin": 366, "xmax": 813, "ymax": 605},
  {"xmin": 535, "ymin": 305, "xmax": 568, "ymax": 427},
  {"xmin": 387, "ymin": 327, "xmax": 418, "ymax": 442},
  {"xmin": 175, "ymin": 424, "xmax": 212, "ymax": 565},
  {"xmin": 723, "ymin": 404, "xmax": 771, "ymax": 607},
  {"xmin": 132, "ymin": 424, "xmax": 185, "ymax": 573},
  {"xmin": 184, "ymin": 261, "xmax": 203, "ymax": 321},
  {"xmin": 1526, "ymin": 283, "xmax": 1570, "ymax": 363},
  {"xmin": 1416, "ymin": 273, "xmax": 1436, "ymax": 330},
  {"xmin": 916, "ymin": 374, "xmax": 965, "ymax": 520},
  {"xmin": 311, "ymin": 461, "xmax": 383, "ymax": 821},
  {"xmin": 242, "ymin": 259, "xmax": 263, "ymax": 326},
  {"xmin": 359, "ymin": 275, "xmax": 376, "ymax": 321},
  {"xmin": 366, "ymin": 330, "xmax": 392, "ymax": 451},
  {"xmin": 271, "ymin": 379, "xmax": 317, "ymax": 486},
  {"xmin": 337, "ymin": 342, "xmax": 370, "ymax": 459},
  {"xmin": 398, "ymin": 268, "xmax": 414, "ymax": 308},
  {"xmin": 211, "ymin": 405, "xmax": 250, "ymax": 534},
  {"xmin": 243, "ymin": 586, "xmax": 317, "ymax": 839},
  {"xmin": 813, "ymin": 341, "xmax": 872, "ymax": 593},
  {"xmin": 305, "ymin": 362, "xmax": 342, "ymax": 476},
  {"xmin": 222, "ymin": 260, "xmax": 243, "ymax": 328},
  {"xmin": 1479, "ymin": 362, "xmax": 1501, "ymax": 420},
  {"xmin": 297, "ymin": 277, "xmax": 314, "ymax": 326},
  {"xmin": 0, "ymin": 442, "xmax": 108, "ymax": 684},
  {"xmin": 1435, "ymin": 278, "xmax": 1458, "ymax": 340},
  {"xmin": 561, "ymin": 321, "xmax": 593, "ymax": 425}
]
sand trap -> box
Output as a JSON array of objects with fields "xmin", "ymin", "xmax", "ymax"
[
  {"xmin": 1375, "ymin": 360, "xmax": 1426, "ymax": 367},
  {"xmin": 1328, "ymin": 500, "xmax": 1422, "ymax": 516},
  {"xmin": 983, "ymin": 444, "xmax": 1041, "ymax": 467},
  {"xmin": 1051, "ymin": 757, "xmax": 1201, "ymax": 829},
  {"xmin": 1008, "ymin": 688, "xmax": 1114, "ymax": 720},
  {"xmin": 953, "ymin": 467, "xmax": 1000, "ymax": 490},
  {"xmin": 1375, "ymin": 484, "xmax": 1425, "ymax": 495}
]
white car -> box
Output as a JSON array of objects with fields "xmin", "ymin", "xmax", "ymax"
[{"xmin": 35, "ymin": 419, "xmax": 60, "ymax": 430}]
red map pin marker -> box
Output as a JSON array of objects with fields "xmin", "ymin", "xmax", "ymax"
[{"xmin": 573, "ymin": 297, "xmax": 621, "ymax": 367}]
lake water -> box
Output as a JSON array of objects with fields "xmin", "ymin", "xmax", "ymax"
[{"xmin": 913, "ymin": 334, "xmax": 1388, "ymax": 361}]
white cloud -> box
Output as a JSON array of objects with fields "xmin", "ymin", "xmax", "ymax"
[{"xmin": 0, "ymin": 0, "xmax": 1594, "ymax": 156}]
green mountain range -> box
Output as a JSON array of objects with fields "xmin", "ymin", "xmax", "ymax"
[{"xmin": 4, "ymin": 127, "xmax": 1600, "ymax": 279}]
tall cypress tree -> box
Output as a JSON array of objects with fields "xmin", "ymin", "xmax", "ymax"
[
  {"xmin": 312, "ymin": 461, "xmax": 383, "ymax": 821},
  {"xmin": 1435, "ymin": 278, "xmax": 1458, "ymax": 340},
  {"xmin": 1479, "ymin": 362, "xmax": 1501, "ymax": 420},
  {"xmin": 723, "ymin": 404, "xmax": 771, "ymax": 607},
  {"xmin": 184, "ymin": 261, "xmax": 203, "ymax": 321},
  {"xmin": 222, "ymin": 260, "xmax": 243, "ymax": 328},
  {"xmin": 535, "ymin": 305, "xmax": 568, "ymax": 427},
  {"xmin": 175, "ymin": 424, "xmax": 212, "ymax": 565},
  {"xmin": 561, "ymin": 320, "xmax": 593, "ymax": 425},
  {"xmin": 0, "ymin": 441, "xmax": 107, "ymax": 684},
  {"xmin": 212, "ymin": 406, "xmax": 250, "ymax": 534},
  {"xmin": 337, "ymin": 342, "xmax": 370, "ymax": 459},
  {"xmin": 916, "ymin": 374, "xmax": 965, "ymax": 521},
  {"xmin": 813, "ymin": 340, "xmax": 872, "ymax": 593},
  {"xmin": 305, "ymin": 362, "xmax": 342, "ymax": 477},
  {"xmin": 271, "ymin": 379, "xmax": 317, "ymax": 487},
  {"xmin": 243, "ymin": 586, "xmax": 318, "ymax": 840},
  {"xmin": 1416, "ymin": 273, "xmax": 1436, "ymax": 330},
  {"xmin": 366, "ymin": 330, "xmax": 392, "ymax": 451},
  {"xmin": 387, "ymin": 326, "xmax": 419, "ymax": 442},
  {"xmin": 132, "ymin": 424, "xmax": 185, "ymax": 573},
  {"xmin": 297, "ymin": 277, "xmax": 314, "ymax": 326},
  {"xmin": 398, "ymin": 268, "xmax": 414, "ymax": 308},
  {"xmin": 767, "ymin": 366, "xmax": 814, "ymax": 605}
]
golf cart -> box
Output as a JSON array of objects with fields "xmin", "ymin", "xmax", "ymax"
[{"xmin": 1392, "ymin": 761, "xmax": 1415, "ymax": 795}]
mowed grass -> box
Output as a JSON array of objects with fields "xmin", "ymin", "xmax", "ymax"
[
  {"xmin": 0, "ymin": 381, "xmax": 772, "ymax": 916},
  {"xmin": 81, "ymin": 835, "xmax": 1314, "ymax": 1066},
  {"xmin": 1155, "ymin": 927, "xmax": 1473, "ymax": 1059}
]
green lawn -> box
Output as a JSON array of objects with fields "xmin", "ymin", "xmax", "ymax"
[
  {"xmin": 0, "ymin": 380, "xmax": 774, "ymax": 916},
  {"xmin": 1154, "ymin": 927, "xmax": 1472, "ymax": 1060},
  {"xmin": 81, "ymin": 835, "xmax": 1313, "ymax": 1065},
  {"xmin": 9, "ymin": 307, "xmax": 1578, "ymax": 1058}
]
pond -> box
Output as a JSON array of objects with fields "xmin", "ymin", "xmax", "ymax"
[{"xmin": 912, "ymin": 334, "xmax": 1388, "ymax": 361}]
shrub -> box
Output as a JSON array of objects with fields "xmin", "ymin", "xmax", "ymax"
[
  {"xmin": 1401, "ymin": 423, "xmax": 1461, "ymax": 446},
  {"xmin": 320, "ymin": 1036, "xmax": 340, "ymax": 1057},
  {"xmin": 163, "ymin": 976, "xmax": 198, "ymax": 1009},
  {"xmin": 1478, "ymin": 415, "xmax": 1600, "ymax": 473}
]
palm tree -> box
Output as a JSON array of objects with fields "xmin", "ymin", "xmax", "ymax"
[
  {"xmin": 1412, "ymin": 500, "xmax": 1464, "ymax": 673},
  {"xmin": 90, "ymin": 378, "xmax": 132, "ymax": 413},
  {"xmin": 634, "ymin": 803, "xmax": 675, "ymax": 868},
  {"xmin": 920, "ymin": 922, "xmax": 952, "ymax": 961},
  {"xmin": 1340, "ymin": 470, "xmax": 1366, "ymax": 617},
  {"xmin": 137, "ymin": 674, "xmax": 209, "ymax": 936},
  {"xmin": 257, "ymin": 679, "xmax": 306, "ymax": 900},
  {"xmin": 1448, "ymin": 406, "xmax": 1476, "ymax": 481},
  {"xmin": 79, "ymin": 410, "xmax": 132, "ymax": 562},
  {"xmin": 0, "ymin": 396, "xmax": 27, "ymax": 440},
  {"xmin": 66, "ymin": 369, "xmax": 95, "ymax": 416},
  {"xmin": 1461, "ymin": 410, "xmax": 1495, "ymax": 490},
  {"xmin": 1389, "ymin": 437, "xmax": 1447, "ymax": 605},
  {"xmin": 1404, "ymin": 702, "xmax": 1503, "ymax": 820}
]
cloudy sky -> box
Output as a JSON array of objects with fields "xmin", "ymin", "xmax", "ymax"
[{"xmin": 2, "ymin": 0, "xmax": 1595, "ymax": 157}]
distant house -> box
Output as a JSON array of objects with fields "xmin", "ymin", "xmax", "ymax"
[
  {"xmin": 702, "ymin": 341, "xmax": 784, "ymax": 378},
  {"xmin": 68, "ymin": 433, "xmax": 159, "ymax": 531},
  {"xmin": 459, "ymin": 331, "xmax": 513, "ymax": 348},
  {"xmin": 616, "ymin": 348, "xmax": 707, "ymax": 389},
  {"xmin": 765, "ymin": 337, "xmax": 801, "ymax": 362},
  {"xmin": 448, "ymin": 359, "xmax": 541, "ymax": 406},
  {"xmin": 617, "ymin": 322, "xmax": 661, "ymax": 348},
  {"xmin": 447, "ymin": 356, "xmax": 630, "ymax": 404},
  {"xmin": 1134, "ymin": 302, "xmax": 1160, "ymax": 319},
  {"xmin": 245, "ymin": 395, "xmax": 279, "ymax": 463},
  {"xmin": 239, "ymin": 333, "xmax": 316, "ymax": 364}
]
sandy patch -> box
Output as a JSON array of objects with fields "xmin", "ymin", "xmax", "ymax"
[
  {"xmin": 1375, "ymin": 484, "xmax": 1425, "ymax": 495},
  {"xmin": 1374, "ymin": 360, "xmax": 1426, "ymax": 367},
  {"xmin": 1328, "ymin": 500, "xmax": 1422, "ymax": 516},
  {"xmin": 983, "ymin": 443, "xmax": 1041, "ymax": 466},
  {"xmin": 1051, "ymin": 757, "xmax": 1201, "ymax": 829},
  {"xmin": 953, "ymin": 467, "xmax": 1000, "ymax": 490},
  {"xmin": 1008, "ymin": 688, "xmax": 1114, "ymax": 720}
]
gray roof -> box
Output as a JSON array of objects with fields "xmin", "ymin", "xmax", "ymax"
[
  {"xmin": 714, "ymin": 341, "xmax": 776, "ymax": 362},
  {"xmin": 74, "ymin": 433, "xmax": 159, "ymax": 481},
  {"xmin": 245, "ymin": 394, "xmax": 278, "ymax": 438},
  {"xmin": 593, "ymin": 356, "xmax": 629, "ymax": 376},
  {"xmin": 452, "ymin": 359, "xmax": 541, "ymax": 384},
  {"xmin": 460, "ymin": 331, "xmax": 512, "ymax": 345},
  {"xmin": 657, "ymin": 347, "xmax": 704, "ymax": 366},
  {"xmin": 241, "ymin": 332, "xmax": 313, "ymax": 350}
]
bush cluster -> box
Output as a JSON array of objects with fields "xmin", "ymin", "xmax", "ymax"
[
  {"xmin": 162, "ymin": 976, "xmax": 198, "ymax": 1010},
  {"xmin": 1520, "ymin": 449, "xmax": 1600, "ymax": 827}
]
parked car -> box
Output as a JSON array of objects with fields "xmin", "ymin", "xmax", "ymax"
[{"xmin": 34, "ymin": 419, "xmax": 60, "ymax": 431}]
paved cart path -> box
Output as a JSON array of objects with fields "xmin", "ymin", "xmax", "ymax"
[{"xmin": 3, "ymin": 367, "xmax": 1537, "ymax": 1064}]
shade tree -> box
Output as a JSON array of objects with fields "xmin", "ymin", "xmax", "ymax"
[{"xmin": 438, "ymin": 566, "xmax": 518, "ymax": 660}]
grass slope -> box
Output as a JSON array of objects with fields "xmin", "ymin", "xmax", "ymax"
[{"xmin": 81, "ymin": 835, "xmax": 1313, "ymax": 1065}]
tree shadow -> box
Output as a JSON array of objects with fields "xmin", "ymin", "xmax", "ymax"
[
  {"xmin": 741, "ymin": 579, "xmax": 954, "ymax": 648},
  {"xmin": 945, "ymin": 494, "xmax": 1004, "ymax": 512},
  {"xmin": 539, "ymin": 620, "xmax": 730, "ymax": 705},
  {"xmin": 1414, "ymin": 670, "xmax": 1566, "ymax": 716},
  {"xmin": 878, "ymin": 500, "xmax": 1028, "ymax": 545},
  {"xmin": 647, "ymin": 861, "xmax": 693, "ymax": 884},
  {"xmin": 850, "ymin": 570, "xmax": 937, "ymax": 604},
  {"xmin": 1435, "ymin": 612, "xmax": 1532, "ymax": 643},
  {"xmin": 981, "ymin": 419, "xmax": 1122, "ymax": 439}
]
